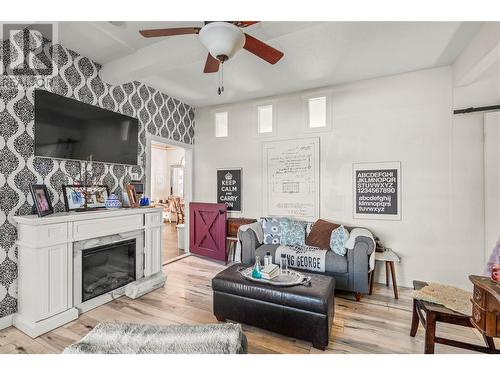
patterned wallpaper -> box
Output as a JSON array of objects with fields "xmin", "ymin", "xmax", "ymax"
[{"xmin": 0, "ymin": 43, "xmax": 195, "ymax": 318}]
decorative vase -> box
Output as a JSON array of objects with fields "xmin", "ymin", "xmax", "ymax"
[
  {"xmin": 105, "ymin": 193, "xmax": 122, "ymax": 210},
  {"xmin": 252, "ymin": 256, "xmax": 262, "ymax": 279}
]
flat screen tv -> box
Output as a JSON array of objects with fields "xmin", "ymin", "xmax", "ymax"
[{"xmin": 35, "ymin": 90, "xmax": 139, "ymax": 165}]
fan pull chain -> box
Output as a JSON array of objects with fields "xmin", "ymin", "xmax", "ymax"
[{"xmin": 218, "ymin": 63, "xmax": 224, "ymax": 95}]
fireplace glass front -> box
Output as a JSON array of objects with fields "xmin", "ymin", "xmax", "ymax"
[{"xmin": 82, "ymin": 239, "xmax": 136, "ymax": 302}]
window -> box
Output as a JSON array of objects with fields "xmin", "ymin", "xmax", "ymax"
[
  {"xmin": 258, "ymin": 104, "xmax": 273, "ymax": 134},
  {"xmin": 215, "ymin": 111, "xmax": 228, "ymax": 138},
  {"xmin": 308, "ymin": 96, "xmax": 327, "ymax": 128}
]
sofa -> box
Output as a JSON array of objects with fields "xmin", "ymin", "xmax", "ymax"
[{"xmin": 239, "ymin": 223, "xmax": 375, "ymax": 300}]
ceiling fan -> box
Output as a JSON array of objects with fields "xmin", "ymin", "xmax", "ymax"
[{"xmin": 139, "ymin": 21, "xmax": 284, "ymax": 76}]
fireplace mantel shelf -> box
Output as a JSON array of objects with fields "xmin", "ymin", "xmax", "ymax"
[
  {"xmin": 14, "ymin": 206, "xmax": 162, "ymax": 225},
  {"xmin": 12, "ymin": 206, "xmax": 164, "ymax": 338}
]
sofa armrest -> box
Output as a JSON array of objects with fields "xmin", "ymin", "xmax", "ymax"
[
  {"xmin": 239, "ymin": 229, "xmax": 261, "ymax": 265},
  {"xmin": 347, "ymin": 235, "xmax": 375, "ymax": 294}
]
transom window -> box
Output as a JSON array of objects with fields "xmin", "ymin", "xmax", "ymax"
[
  {"xmin": 258, "ymin": 104, "xmax": 273, "ymax": 134},
  {"xmin": 215, "ymin": 111, "xmax": 228, "ymax": 138},
  {"xmin": 308, "ymin": 96, "xmax": 327, "ymax": 128}
]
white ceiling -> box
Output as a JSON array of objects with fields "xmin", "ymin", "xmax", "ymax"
[{"xmin": 58, "ymin": 21, "xmax": 482, "ymax": 107}]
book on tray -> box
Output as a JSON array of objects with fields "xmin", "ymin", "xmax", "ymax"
[{"xmin": 260, "ymin": 264, "xmax": 279, "ymax": 280}]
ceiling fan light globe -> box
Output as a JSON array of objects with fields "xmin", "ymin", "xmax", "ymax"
[{"xmin": 199, "ymin": 22, "xmax": 245, "ymax": 61}]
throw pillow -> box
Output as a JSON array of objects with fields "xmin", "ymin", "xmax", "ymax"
[
  {"xmin": 279, "ymin": 218, "xmax": 306, "ymax": 246},
  {"xmin": 261, "ymin": 217, "xmax": 282, "ymax": 245},
  {"xmin": 305, "ymin": 219, "xmax": 339, "ymax": 249},
  {"xmin": 330, "ymin": 225, "xmax": 350, "ymax": 256}
]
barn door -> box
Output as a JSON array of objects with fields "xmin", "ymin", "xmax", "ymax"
[{"xmin": 189, "ymin": 202, "xmax": 227, "ymax": 262}]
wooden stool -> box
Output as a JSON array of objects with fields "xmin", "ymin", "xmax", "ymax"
[
  {"xmin": 410, "ymin": 280, "xmax": 498, "ymax": 354},
  {"xmin": 369, "ymin": 249, "xmax": 400, "ymax": 299}
]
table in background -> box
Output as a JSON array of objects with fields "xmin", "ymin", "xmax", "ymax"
[
  {"xmin": 369, "ymin": 249, "xmax": 400, "ymax": 299},
  {"xmin": 469, "ymin": 275, "xmax": 499, "ymax": 340}
]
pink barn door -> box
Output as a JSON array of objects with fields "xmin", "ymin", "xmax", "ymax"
[{"xmin": 189, "ymin": 202, "xmax": 227, "ymax": 262}]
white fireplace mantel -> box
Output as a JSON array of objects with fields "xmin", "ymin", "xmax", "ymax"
[{"xmin": 13, "ymin": 207, "xmax": 164, "ymax": 338}]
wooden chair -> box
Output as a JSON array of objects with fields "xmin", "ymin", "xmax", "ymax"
[{"xmin": 172, "ymin": 196, "xmax": 185, "ymax": 224}]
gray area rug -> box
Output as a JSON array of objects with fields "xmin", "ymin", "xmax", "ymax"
[{"xmin": 63, "ymin": 322, "xmax": 248, "ymax": 354}]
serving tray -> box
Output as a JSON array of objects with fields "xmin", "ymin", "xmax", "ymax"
[{"xmin": 238, "ymin": 267, "xmax": 311, "ymax": 287}]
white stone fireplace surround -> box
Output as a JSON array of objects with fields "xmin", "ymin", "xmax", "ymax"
[
  {"xmin": 73, "ymin": 230, "xmax": 144, "ymax": 313},
  {"xmin": 13, "ymin": 207, "xmax": 163, "ymax": 338}
]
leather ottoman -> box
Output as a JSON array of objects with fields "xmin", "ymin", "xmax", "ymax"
[{"xmin": 212, "ymin": 264, "xmax": 335, "ymax": 350}]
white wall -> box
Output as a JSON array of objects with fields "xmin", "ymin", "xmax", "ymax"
[{"xmin": 194, "ymin": 66, "xmax": 491, "ymax": 289}]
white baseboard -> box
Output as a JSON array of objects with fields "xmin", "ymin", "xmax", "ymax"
[
  {"xmin": 0, "ymin": 314, "xmax": 14, "ymax": 330},
  {"xmin": 13, "ymin": 308, "xmax": 78, "ymax": 338}
]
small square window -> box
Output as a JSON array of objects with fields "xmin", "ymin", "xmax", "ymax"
[
  {"xmin": 308, "ymin": 96, "xmax": 326, "ymax": 128},
  {"xmin": 215, "ymin": 111, "xmax": 228, "ymax": 138},
  {"xmin": 258, "ymin": 105, "xmax": 273, "ymax": 134}
]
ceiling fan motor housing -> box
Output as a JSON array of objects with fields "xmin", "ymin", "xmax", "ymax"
[{"xmin": 199, "ymin": 22, "xmax": 246, "ymax": 62}]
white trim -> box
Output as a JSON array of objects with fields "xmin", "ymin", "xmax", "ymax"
[
  {"xmin": 145, "ymin": 134, "xmax": 193, "ymax": 253},
  {"xmin": 0, "ymin": 314, "xmax": 13, "ymax": 330},
  {"xmin": 13, "ymin": 308, "xmax": 78, "ymax": 338}
]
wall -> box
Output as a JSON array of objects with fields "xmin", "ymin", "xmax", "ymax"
[
  {"xmin": 194, "ymin": 66, "xmax": 487, "ymax": 289},
  {"xmin": 0, "ymin": 40, "xmax": 195, "ymax": 318}
]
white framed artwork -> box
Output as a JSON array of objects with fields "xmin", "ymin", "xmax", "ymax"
[{"xmin": 262, "ymin": 137, "xmax": 320, "ymax": 220}]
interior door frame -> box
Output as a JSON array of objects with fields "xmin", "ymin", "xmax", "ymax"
[{"xmin": 145, "ymin": 134, "xmax": 193, "ymax": 254}]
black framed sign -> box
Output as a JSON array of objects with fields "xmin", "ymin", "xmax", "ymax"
[
  {"xmin": 353, "ymin": 162, "xmax": 401, "ymax": 220},
  {"xmin": 217, "ymin": 168, "xmax": 242, "ymax": 212}
]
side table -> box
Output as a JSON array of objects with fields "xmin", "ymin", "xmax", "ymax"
[
  {"xmin": 411, "ymin": 280, "xmax": 498, "ymax": 354},
  {"xmin": 369, "ymin": 249, "xmax": 400, "ymax": 299}
]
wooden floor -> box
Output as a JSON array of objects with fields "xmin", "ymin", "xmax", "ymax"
[
  {"xmin": 0, "ymin": 255, "xmax": 497, "ymax": 354},
  {"xmin": 162, "ymin": 222, "xmax": 186, "ymax": 263}
]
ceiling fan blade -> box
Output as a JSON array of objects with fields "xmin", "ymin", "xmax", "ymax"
[
  {"xmin": 139, "ymin": 27, "xmax": 201, "ymax": 38},
  {"xmin": 203, "ymin": 53, "xmax": 220, "ymax": 73},
  {"xmin": 232, "ymin": 21, "xmax": 260, "ymax": 28},
  {"xmin": 243, "ymin": 33, "xmax": 284, "ymax": 64}
]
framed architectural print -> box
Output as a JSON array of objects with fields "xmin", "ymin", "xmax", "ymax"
[
  {"xmin": 262, "ymin": 137, "xmax": 320, "ymax": 220},
  {"xmin": 353, "ymin": 161, "xmax": 401, "ymax": 220},
  {"xmin": 30, "ymin": 184, "xmax": 54, "ymax": 217}
]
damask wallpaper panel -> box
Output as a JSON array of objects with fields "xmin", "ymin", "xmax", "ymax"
[{"xmin": 0, "ymin": 43, "xmax": 195, "ymax": 317}]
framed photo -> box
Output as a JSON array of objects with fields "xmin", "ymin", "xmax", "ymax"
[
  {"xmin": 126, "ymin": 184, "xmax": 139, "ymax": 208},
  {"xmin": 30, "ymin": 184, "xmax": 54, "ymax": 217},
  {"xmin": 217, "ymin": 168, "xmax": 242, "ymax": 212},
  {"xmin": 353, "ymin": 161, "xmax": 401, "ymax": 220},
  {"xmin": 62, "ymin": 185, "xmax": 110, "ymax": 211}
]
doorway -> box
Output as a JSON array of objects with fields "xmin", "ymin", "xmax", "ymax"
[{"xmin": 146, "ymin": 135, "xmax": 193, "ymax": 264}]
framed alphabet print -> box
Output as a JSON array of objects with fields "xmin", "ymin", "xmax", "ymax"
[{"xmin": 353, "ymin": 162, "xmax": 401, "ymax": 220}]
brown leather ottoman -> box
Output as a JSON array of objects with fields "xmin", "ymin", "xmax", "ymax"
[{"xmin": 212, "ymin": 264, "xmax": 335, "ymax": 350}]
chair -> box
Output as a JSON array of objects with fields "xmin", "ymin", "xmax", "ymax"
[{"xmin": 171, "ymin": 196, "xmax": 185, "ymax": 224}]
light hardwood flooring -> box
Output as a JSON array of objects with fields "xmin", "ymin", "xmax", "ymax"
[
  {"xmin": 162, "ymin": 222, "xmax": 186, "ymax": 263},
  {"xmin": 0, "ymin": 255, "xmax": 497, "ymax": 354}
]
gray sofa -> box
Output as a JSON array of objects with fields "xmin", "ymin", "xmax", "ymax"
[{"xmin": 239, "ymin": 226, "xmax": 375, "ymax": 300}]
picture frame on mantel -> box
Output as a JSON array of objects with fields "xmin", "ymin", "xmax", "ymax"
[
  {"xmin": 353, "ymin": 161, "xmax": 401, "ymax": 220},
  {"xmin": 126, "ymin": 184, "xmax": 140, "ymax": 208},
  {"xmin": 30, "ymin": 184, "xmax": 54, "ymax": 217}
]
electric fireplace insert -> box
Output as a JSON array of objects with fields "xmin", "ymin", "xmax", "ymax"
[{"xmin": 81, "ymin": 239, "xmax": 136, "ymax": 302}]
